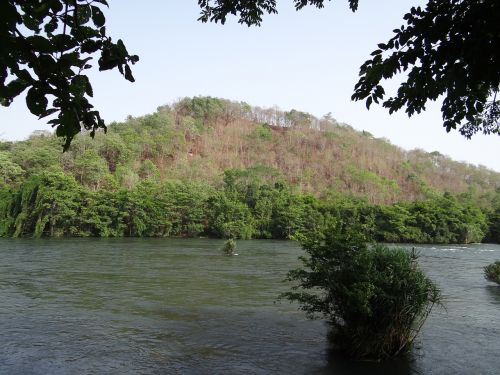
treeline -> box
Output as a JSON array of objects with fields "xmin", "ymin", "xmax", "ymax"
[
  {"xmin": 171, "ymin": 96, "xmax": 329, "ymax": 129},
  {"xmin": 1, "ymin": 167, "xmax": 498, "ymax": 243}
]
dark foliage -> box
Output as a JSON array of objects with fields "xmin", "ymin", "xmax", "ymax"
[
  {"xmin": 198, "ymin": 0, "xmax": 358, "ymax": 26},
  {"xmin": 352, "ymin": 0, "xmax": 500, "ymax": 137},
  {"xmin": 484, "ymin": 207, "xmax": 500, "ymax": 244}
]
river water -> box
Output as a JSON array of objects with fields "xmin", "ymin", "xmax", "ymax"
[{"xmin": 0, "ymin": 239, "xmax": 498, "ymax": 374}]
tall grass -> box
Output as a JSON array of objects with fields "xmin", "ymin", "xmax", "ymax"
[{"xmin": 282, "ymin": 229, "xmax": 442, "ymax": 361}]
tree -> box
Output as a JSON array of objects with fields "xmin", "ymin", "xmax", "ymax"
[
  {"xmin": 138, "ymin": 159, "xmax": 160, "ymax": 181},
  {"xmin": 485, "ymin": 207, "xmax": 500, "ymax": 243},
  {"xmin": 0, "ymin": 151, "xmax": 24, "ymax": 186},
  {"xmin": 197, "ymin": 0, "xmax": 499, "ymax": 137},
  {"xmin": 9, "ymin": 133, "xmax": 62, "ymax": 175},
  {"xmin": 0, "ymin": 0, "xmax": 138, "ymax": 149},
  {"xmin": 9, "ymin": 171, "xmax": 85, "ymax": 237},
  {"xmin": 73, "ymin": 149, "xmax": 109, "ymax": 189},
  {"xmin": 207, "ymin": 192, "xmax": 255, "ymax": 239}
]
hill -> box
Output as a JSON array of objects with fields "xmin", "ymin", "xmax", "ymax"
[
  {"xmin": 0, "ymin": 96, "xmax": 499, "ymax": 242},
  {"xmin": 2, "ymin": 96, "xmax": 499, "ymax": 203}
]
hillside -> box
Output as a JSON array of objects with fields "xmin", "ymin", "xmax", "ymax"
[
  {"xmin": 1, "ymin": 97, "xmax": 499, "ymax": 242},
  {"xmin": 1, "ymin": 96, "xmax": 498, "ymax": 204}
]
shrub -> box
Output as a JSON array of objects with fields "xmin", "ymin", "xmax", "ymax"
[
  {"xmin": 207, "ymin": 193, "xmax": 255, "ymax": 239},
  {"xmin": 484, "ymin": 261, "xmax": 500, "ymax": 284},
  {"xmin": 222, "ymin": 238, "xmax": 236, "ymax": 256},
  {"xmin": 282, "ymin": 228, "xmax": 441, "ymax": 361}
]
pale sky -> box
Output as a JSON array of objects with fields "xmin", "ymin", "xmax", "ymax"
[{"xmin": 1, "ymin": 0, "xmax": 498, "ymax": 171}]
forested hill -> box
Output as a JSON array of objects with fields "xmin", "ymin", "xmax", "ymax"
[
  {"xmin": 1, "ymin": 97, "xmax": 499, "ymax": 242},
  {"xmin": 2, "ymin": 96, "xmax": 497, "ymax": 203}
]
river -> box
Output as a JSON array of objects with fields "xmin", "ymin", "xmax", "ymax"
[{"xmin": 0, "ymin": 239, "xmax": 499, "ymax": 374}]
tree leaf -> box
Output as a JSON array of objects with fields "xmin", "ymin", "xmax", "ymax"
[
  {"xmin": 26, "ymin": 87, "xmax": 48, "ymax": 116},
  {"xmin": 91, "ymin": 6, "xmax": 106, "ymax": 27},
  {"xmin": 366, "ymin": 96, "xmax": 373, "ymax": 110},
  {"xmin": 26, "ymin": 35, "xmax": 54, "ymax": 53},
  {"xmin": 124, "ymin": 64, "xmax": 135, "ymax": 82}
]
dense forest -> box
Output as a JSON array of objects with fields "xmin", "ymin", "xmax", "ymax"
[{"xmin": 1, "ymin": 96, "xmax": 499, "ymax": 243}]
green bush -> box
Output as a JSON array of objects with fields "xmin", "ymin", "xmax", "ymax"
[
  {"xmin": 248, "ymin": 124, "xmax": 273, "ymax": 140},
  {"xmin": 207, "ymin": 193, "xmax": 255, "ymax": 239},
  {"xmin": 282, "ymin": 228, "xmax": 441, "ymax": 361},
  {"xmin": 484, "ymin": 261, "xmax": 500, "ymax": 284},
  {"xmin": 221, "ymin": 238, "xmax": 236, "ymax": 256}
]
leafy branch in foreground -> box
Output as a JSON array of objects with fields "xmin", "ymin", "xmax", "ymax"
[
  {"xmin": 352, "ymin": 0, "xmax": 500, "ymax": 137},
  {"xmin": 0, "ymin": 0, "xmax": 138, "ymax": 150},
  {"xmin": 197, "ymin": 1, "xmax": 359, "ymax": 26},
  {"xmin": 197, "ymin": 1, "xmax": 499, "ymax": 137},
  {"xmin": 281, "ymin": 228, "xmax": 442, "ymax": 360}
]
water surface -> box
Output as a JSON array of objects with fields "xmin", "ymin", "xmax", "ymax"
[{"xmin": 0, "ymin": 239, "xmax": 499, "ymax": 374}]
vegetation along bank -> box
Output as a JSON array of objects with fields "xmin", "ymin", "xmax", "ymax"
[{"xmin": 1, "ymin": 97, "xmax": 499, "ymax": 242}]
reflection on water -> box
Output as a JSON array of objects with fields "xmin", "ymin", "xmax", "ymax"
[
  {"xmin": 0, "ymin": 239, "xmax": 499, "ymax": 374},
  {"xmin": 485, "ymin": 285, "xmax": 500, "ymax": 304},
  {"xmin": 302, "ymin": 346, "xmax": 417, "ymax": 375}
]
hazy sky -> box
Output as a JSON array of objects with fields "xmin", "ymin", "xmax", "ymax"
[{"xmin": 1, "ymin": 0, "xmax": 498, "ymax": 171}]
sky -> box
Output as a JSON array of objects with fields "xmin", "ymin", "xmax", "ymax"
[{"xmin": 1, "ymin": 0, "xmax": 498, "ymax": 171}]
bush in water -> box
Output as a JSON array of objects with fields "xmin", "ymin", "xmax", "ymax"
[
  {"xmin": 484, "ymin": 261, "xmax": 500, "ymax": 284},
  {"xmin": 222, "ymin": 238, "xmax": 236, "ymax": 256},
  {"xmin": 282, "ymin": 227, "xmax": 442, "ymax": 361}
]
